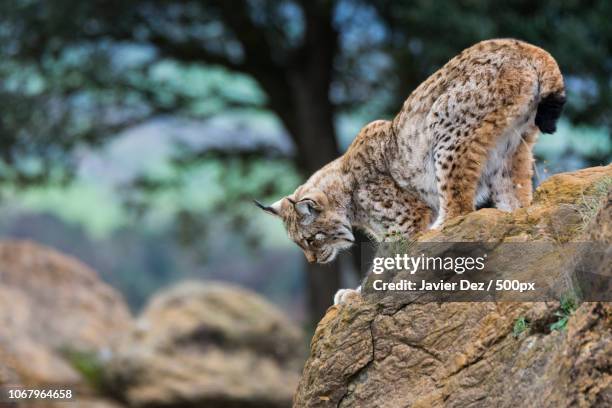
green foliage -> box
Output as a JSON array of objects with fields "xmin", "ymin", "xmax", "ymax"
[
  {"xmin": 118, "ymin": 153, "xmax": 300, "ymax": 254},
  {"xmin": 372, "ymin": 0, "xmax": 612, "ymax": 127},
  {"xmin": 549, "ymin": 315, "xmax": 569, "ymax": 332},
  {"xmin": 513, "ymin": 316, "xmax": 529, "ymax": 338},
  {"xmin": 1, "ymin": 0, "xmax": 611, "ymax": 319},
  {"xmin": 63, "ymin": 349, "xmax": 106, "ymax": 391},
  {"xmin": 550, "ymin": 294, "xmax": 578, "ymax": 332},
  {"xmin": 0, "ymin": 0, "xmax": 611, "ymax": 193},
  {"xmin": 535, "ymin": 122, "xmax": 612, "ymax": 173}
]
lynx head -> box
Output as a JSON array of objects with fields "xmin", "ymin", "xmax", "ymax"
[{"xmin": 255, "ymin": 189, "xmax": 354, "ymax": 263}]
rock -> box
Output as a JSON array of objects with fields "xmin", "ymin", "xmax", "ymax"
[
  {"xmin": 294, "ymin": 165, "xmax": 612, "ymax": 407},
  {"xmin": 0, "ymin": 240, "xmax": 133, "ymax": 386},
  {"xmin": 0, "ymin": 240, "xmax": 133, "ymax": 401},
  {"xmin": 570, "ymin": 187, "xmax": 612, "ymax": 301},
  {"xmin": 0, "ymin": 397, "xmax": 127, "ymax": 408},
  {"xmin": 105, "ymin": 281, "xmax": 305, "ymax": 408},
  {"xmin": 417, "ymin": 164, "xmax": 612, "ymax": 243}
]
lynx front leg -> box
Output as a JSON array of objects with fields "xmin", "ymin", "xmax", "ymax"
[
  {"xmin": 333, "ymin": 285, "xmax": 361, "ymax": 305},
  {"xmin": 357, "ymin": 175, "xmax": 432, "ymax": 238}
]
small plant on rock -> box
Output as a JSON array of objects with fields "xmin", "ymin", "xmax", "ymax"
[
  {"xmin": 513, "ymin": 316, "xmax": 529, "ymax": 338},
  {"xmin": 550, "ymin": 295, "xmax": 578, "ymax": 332}
]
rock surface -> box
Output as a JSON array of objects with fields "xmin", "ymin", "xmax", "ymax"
[
  {"xmin": 105, "ymin": 281, "xmax": 305, "ymax": 408},
  {"xmin": 0, "ymin": 240, "xmax": 133, "ymax": 404},
  {"xmin": 294, "ymin": 165, "xmax": 612, "ymax": 408}
]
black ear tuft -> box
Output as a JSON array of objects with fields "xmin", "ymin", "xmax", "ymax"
[{"xmin": 253, "ymin": 199, "xmax": 278, "ymax": 215}]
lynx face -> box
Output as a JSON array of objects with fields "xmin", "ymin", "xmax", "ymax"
[{"xmin": 255, "ymin": 190, "xmax": 355, "ymax": 263}]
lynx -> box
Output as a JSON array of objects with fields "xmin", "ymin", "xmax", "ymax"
[{"xmin": 256, "ymin": 39, "xmax": 565, "ymax": 301}]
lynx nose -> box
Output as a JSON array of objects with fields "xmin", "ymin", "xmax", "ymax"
[{"xmin": 304, "ymin": 251, "xmax": 316, "ymax": 263}]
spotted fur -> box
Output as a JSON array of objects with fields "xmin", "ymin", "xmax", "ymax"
[{"xmin": 258, "ymin": 39, "xmax": 565, "ymax": 264}]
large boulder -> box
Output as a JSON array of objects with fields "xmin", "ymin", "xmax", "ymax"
[
  {"xmin": 294, "ymin": 165, "xmax": 612, "ymax": 408},
  {"xmin": 0, "ymin": 240, "xmax": 132, "ymax": 404},
  {"xmin": 105, "ymin": 281, "xmax": 305, "ymax": 408}
]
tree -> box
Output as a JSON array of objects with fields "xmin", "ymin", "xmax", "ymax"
[
  {"xmin": 371, "ymin": 0, "xmax": 612, "ymax": 131},
  {"xmin": 1, "ymin": 0, "xmax": 355, "ymax": 320},
  {"xmin": 1, "ymin": 0, "xmax": 611, "ymax": 321}
]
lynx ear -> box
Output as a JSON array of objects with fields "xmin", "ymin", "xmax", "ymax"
[
  {"xmin": 295, "ymin": 199, "xmax": 318, "ymax": 217},
  {"xmin": 294, "ymin": 190, "xmax": 328, "ymax": 215},
  {"xmin": 254, "ymin": 198, "xmax": 283, "ymax": 217},
  {"xmin": 293, "ymin": 192, "xmax": 327, "ymax": 225}
]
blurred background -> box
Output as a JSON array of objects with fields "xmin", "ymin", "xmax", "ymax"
[{"xmin": 0, "ymin": 0, "xmax": 611, "ymax": 328}]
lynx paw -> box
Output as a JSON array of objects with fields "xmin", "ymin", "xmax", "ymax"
[
  {"xmin": 429, "ymin": 215, "xmax": 446, "ymax": 230},
  {"xmin": 495, "ymin": 195, "xmax": 521, "ymax": 212},
  {"xmin": 333, "ymin": 286, "xmax": 362, "ymax": 305}
]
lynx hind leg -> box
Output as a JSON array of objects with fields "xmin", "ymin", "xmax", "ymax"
[
  {"xmin": 511, "ymin": 125, "xmax": 538, "ymax": 207},
  {"xmin": 432, "ymin": 108, "xmax": 535, "ymax": 228},
  {"xmin": 431, "ymin": 70, "xmax": 539, "ymax": 229},
  {"xmin": 431, "ymin": 131, "xmax": 492, "ymax": 229},
  {"xmin": 485, "ymin": 133, "xmax": 525, "ymax": 212}
]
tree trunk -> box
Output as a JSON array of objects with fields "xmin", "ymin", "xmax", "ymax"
[
  {"xmin": 247, "ymin": 2, "xmax": 341, "ymax": 323},
  {"xmin": 305, "ymin": 262, "xmax": 341, "ymax": 323},
  {"xmin": 288, "ymin": 73, "xmax": 342, "ymax": 322}
]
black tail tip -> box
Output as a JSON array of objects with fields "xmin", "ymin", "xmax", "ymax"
[{"xmin": 535, "ymin": 93, "xmax": 566, "ymax": 134}]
